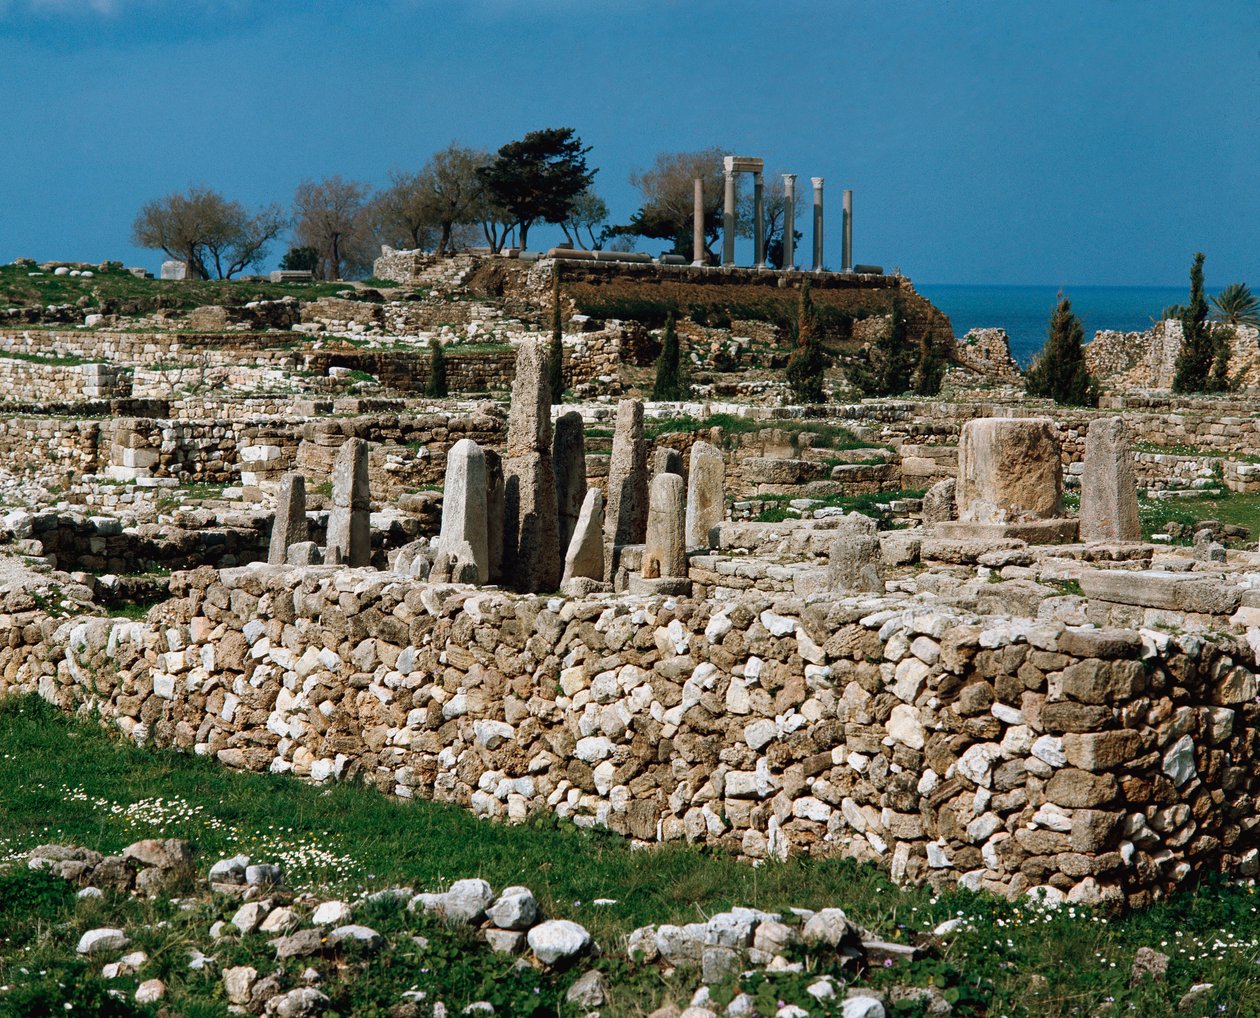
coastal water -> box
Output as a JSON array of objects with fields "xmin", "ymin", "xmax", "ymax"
[{"xmin": 917, "ymin": 284, "xmax": 1189, "ymax": 367}]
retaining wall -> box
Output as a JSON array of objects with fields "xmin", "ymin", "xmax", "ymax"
[{"xmin": 5, "ymin": 569, "xmax": 1258, "ymax": 908}]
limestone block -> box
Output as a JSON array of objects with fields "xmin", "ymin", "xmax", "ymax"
[
  {"xmin": 642, "ymin": 473, "xmax": 686, "ymax": 579},
  {"xmin": 503, "ymin": 451, "xmax": 561, "ymax": 593},
  {"xmin": 563, "ymin": 488, "xmax": 605, "ymax": 584},
  {"xmin": 553, "ymin": 412, "xmax": 587, "ymax": 558},
  {"xmin": 268, "ymin": 473, "xmax": 307, "ymax": 565},
  {"xmin": 686, "ymin": 440, "xmax": 725, "ymax": 550},
  {"xmin": 437, "ymin": 439, "xmax": 489, "ymax": 584},
  {"xmin": 956, "ymin": 417, "xmax": 1062, "ymax": 524},
  {"xmin": 1080, "ymin": 417, "xmax": 1140, "ymax": 543}
]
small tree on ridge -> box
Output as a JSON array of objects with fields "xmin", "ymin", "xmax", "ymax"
[
  {"xmin": 1025, "ymin": 295, "xmax": 1096, "ymax": 406},
  {"xmin": 786, "ymin": 281, "xmax": 827, "ymax": 404}
]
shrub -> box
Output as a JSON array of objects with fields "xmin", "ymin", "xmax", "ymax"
[
  {"xmin": 1025, "ymin": 296, "xmax": 1097, "ymax": 406},
  {"xmin": 785, "ymin": 281, "xmax": 827, "ymax": 404},
  {"xmin": 651, "ymin": 314, "xmax": 686, "ymax": 401},
  {"xmin": 425, "ymin": 337, "xmax": 448, "ymax": 397}
]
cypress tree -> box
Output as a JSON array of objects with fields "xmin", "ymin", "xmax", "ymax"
[
  {"xmin": 548, "ymin": 270, "xmax": 565, "ymax": 403},
  {"xmin": 425, "ymin": 337, "xmax": 448, "ymax": 397},
  {"xmin": 1172, "ymin": 252, "xmax": 1216, "ymax": 393},
  {"xmin": 914, "ymin": 325, "xmax": 946, "ymax": 397},
  {"xmin": 852, "ymin": 298, "xmax": 916, "ymax": 396},
  {"xmin": 651, "ymin": 313, "xmax": 686, "ymax": 401},
  {"xmin": 1024, "ymin": 296, "xmax": 1096, "ymax": 406},
  {"xmin": 785, "ymin": 281, "xmax": 827, "ymax": 404}
]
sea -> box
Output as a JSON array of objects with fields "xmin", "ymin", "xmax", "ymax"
[{"xmin": 916, "ymin": 284, "xmax": 1189, "ymax": 368}]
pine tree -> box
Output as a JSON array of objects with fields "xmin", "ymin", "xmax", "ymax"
[
  {"xmin": 548, "ymin": 271, "xmax": 565, "ymax": 403},
  {"xmin": 1024, "ymin": 296, "xmax": 1096, "ymax": 406},
  {"xmin": 1172, "ymin": 252, "xmax": 1216, "ymax": 393},
  {"xmin": 785, "ymin": 281, "xmax": 827, "ymax": 404},
  {"xmin": 851, "ymin": 298, "xmax": 916, "ymax": 396},
  {"xmin": 425, "ymin": 337, "xmax": 448, "ymax": 397},
  {"xmin": 651, "ymin": 314, "xmax": 686, "ymax": 401}
]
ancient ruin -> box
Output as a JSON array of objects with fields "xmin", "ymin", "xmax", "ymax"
[{"xmin": 1, "ymin": 249, "xmax": 1259, "ymax": 921}]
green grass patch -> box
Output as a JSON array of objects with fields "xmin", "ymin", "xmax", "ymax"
[
  {"xmin": 1138, "ymin": 489, "xmax": 1260, "ymax": 543},
  {"xmin": 0, "ymin": 262, "xmax": 347, "ymax": 314},
  {"xmin": 4, "ymin": 699, "xmax": 1260, "ymax": 1014},
  {"xmin": 752, "ymin": 488, "xmax": 924, "ymax": 525},
  {"xmin": 0, "ymin": 349, "xmax": 92, "ymax": 367},
  {"xmin": 644, "ymin": 412, "xmax": 886, "ymax": 453}
]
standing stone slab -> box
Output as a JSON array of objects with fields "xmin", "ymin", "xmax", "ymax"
[
  {"xmin": 485, "ymin": 449, "xmax": 505, "ymax": 583},
  {"xmin": 921, "ymin": 477, "xmax": 957, "ymax": 525},
  {"xmin": 504, "ymin": 452, "xmax": 562, "ymax": 593},
  {"xmin": 268, "ymin": 473, "xmax": 307, "ymax": 565},
  {"xmin": 1080, "ymin": 417, "xmax": 1141, "ymax": 543},
  {"xmin": 438, "ymin": 439, "xmax": 489, "ymax": 583},
  {"xmin": 686, "ymin": 440, "xmax": 725, "ymax": 549},
  {"xmin": 827, "ymin": 513, "xmax": 884, "ymax": 592},
  {"xmin": 553, "ymin": 412, "xmax": 587, "ymax": 560},
  {"xmin": 956, "ymin": 417, "xmax": 1062, "ymax": 524},
  {"xmin": 505, "ymin": 341, "xmax": 552, "ymax": 457},
  {"xmin": 562, "ymin": 488, "xmax": 605, "ymax": 584},
  {"xmin": 652, "ymin": 447, "xmax": 683, "ymax": 478},
  {"xmin": 326, "ymin": 438, "xmax": 370, "ymax": 567},
  {"xmin": 604, "ymin": 399, "xmax": 647, "ymax": 580},
  {"xmin": 642, "ymin": 473, "xmax": 687, "ymax": 579},
  {"xmin": 502, "ymin": 341, "xmax": 560, "ymax": 592}
]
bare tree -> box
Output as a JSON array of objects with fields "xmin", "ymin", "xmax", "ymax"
[
  {"xmin": 132, "ymin": 185, "xmax": 223, "ymax": 279},
  {"xmin": 292, "ymin": 176, "xmax": 373, "ymax": 280},
  {"xmin": 420, "ymin": 143, "xmax": 489, "ymax": 254},
  {"xmin": 621, "ymin": 148, "xmax": 725, "ymax": 257},
  {"xmin": 203, "ymin": 202, "xmax": 287, "ymax": 279},
  {"xmin": 560, "ymin": 187, "xmax": 609, "ymax": 249},
  {"xmin": 372, "ymin": 171, "xmax": 438, "ymax": 251}
]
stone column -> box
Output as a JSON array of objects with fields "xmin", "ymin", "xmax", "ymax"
[
  {"xmin": 1080, "ymin": 417, "xmax": 1141, "ymax": 543},
  {"xmin": 842, "ymin": 189, "xmax": 853, "ymax": 272},
  {"xmin": 811, "ymin": 177, "xmax": 824, "ymax": 272},
  {"xmin": 722, "ymin": 169, "xmax": 737, "ymax": 266},
  {"xmin": 782, "ymin": 174, "xmax": 797, "ymax": 270},
  {"xmin": 685, "ymin": 440, "xmax": 725, "ymax": 549},
  {"xmin": 692, "ymin": 178, "xmax": 705, "ymax": 266},
  {"xmin": 326, "ymin": 438, "xmax": 370, "ymax": 567},
  {"xmin": 752, "ymin": 172, "xmax": 766, "ymax": 268},
  {"xmin": 437, "ymin": 438, "xmax": 489, "ymax": 584},
  {"xmin": 268, "ymin": 472, "xmax": 307, "ymax": 565}
]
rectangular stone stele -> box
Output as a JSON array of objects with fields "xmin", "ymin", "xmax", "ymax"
[
  {"xmin": 686, "ymin": 440, "xmax": 725, "ymax": 550},
  {"xmin": 268, "ymin": 473, "xmax": 308, "ymax": 565},
  {"xmin": 1080, "ymin": 416, "xmax": 1141, "ymax": 543},
  {"xmin": 502, "ymin": 450, "xmax": 561, "ymax": 593},
  {"xmin": 325, "ymin": 438, "xmax": 371, "ymax": 567}
]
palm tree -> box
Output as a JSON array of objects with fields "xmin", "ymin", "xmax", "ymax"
[{"xmin": 1210, "ymin": 282, "xmax": 1260, "ymax": 328}]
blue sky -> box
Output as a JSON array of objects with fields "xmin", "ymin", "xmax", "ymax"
[{"xmin": 1, "ymin": 0, "xmax": 1256, "ymax": 285}]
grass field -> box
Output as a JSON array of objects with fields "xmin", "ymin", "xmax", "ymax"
[
  {"xmin": 0, "ymin": 263, "xmax": 347, "ymax": 313},
  {"xmin": 3, "ymin": 697, "xmax": 1260, "ymax": 1015}
]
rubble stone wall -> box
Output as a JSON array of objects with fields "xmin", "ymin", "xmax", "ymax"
[
  {"xmin": 0, "ymin": 358, "xmax": 131, "ymax": 401},
  {"xmin": 4, "ymin": 571, "xmax": 1257, "ymax": 908}
]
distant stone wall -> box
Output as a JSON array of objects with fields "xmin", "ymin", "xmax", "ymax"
[
  {"xmin": 0, "ymin": 358, "xmax": 131, "ymax": 401},
  {"xmin": 4, "ymin": 571, "xmax": 1258, "ymax": 907}
]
